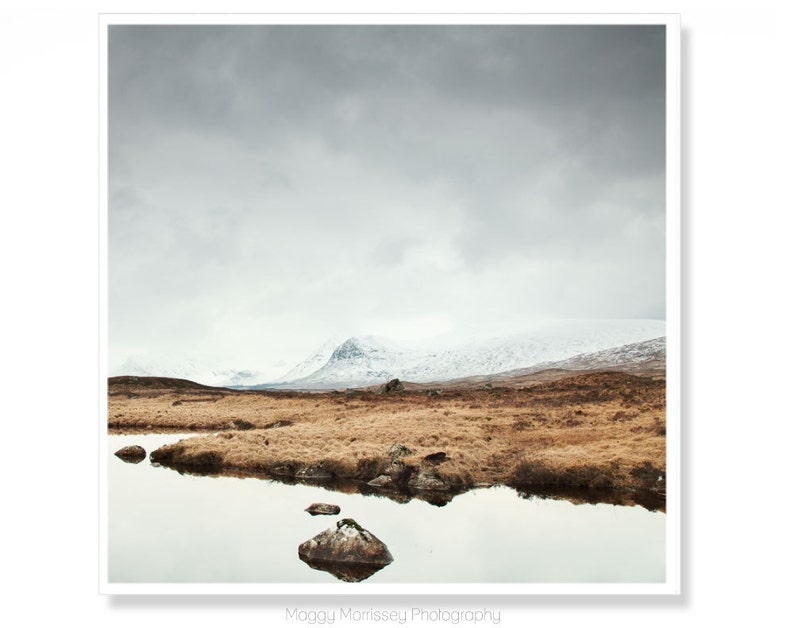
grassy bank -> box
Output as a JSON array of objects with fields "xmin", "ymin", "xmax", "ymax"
[{"xmin": 109, "ymin": 371, "xmax": 666, "ymax": 502}]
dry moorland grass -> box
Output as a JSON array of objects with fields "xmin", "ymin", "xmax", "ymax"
[{"xmin": 109, "ymin": 372, "xmax": 666, "ymax": 503}]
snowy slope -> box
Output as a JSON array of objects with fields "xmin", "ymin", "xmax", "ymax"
[
  {"xmin": 283, "ymin": 319, "xmax": 666, "ymax": 389},
  {"xmin": 113, "ymin": 354, "xmax": 265, "ymax": 388},
  {"xmin": 498, "ymin": 336, "xmax": 666, "ymax": 377},
  {"xmin": 285, "ymin": 336, "xmax": 420, "ymax": 387},
  {"xmin": 275, "ymin": 335, "xmax": 346, "ymax": 383}
]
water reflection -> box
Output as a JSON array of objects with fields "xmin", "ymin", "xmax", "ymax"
[
  {"xmin": 155, "ymin": 459, "xmax": 664, "ymax": 512},
  {"xmin": 511, "ymin": 485, "xmax": 666, "ymax": 513},
  {"xmin": 155, "ymin": 461, "xmax": 464, "ymax": 507},
  {"xmin": 108, "ymin": 433, "xmax": 666, "ymax": 583},
  {"xmin": 298, "ymin": 557, "xmax": 389, "ymax": 582}
]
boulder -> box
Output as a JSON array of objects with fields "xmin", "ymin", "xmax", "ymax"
[
  {"xmin": 305, "ymin": 503, "xmax": 341, "ymax": 516},
  {"xmin": 408, "ymin": 469, "xmax": 451, "ymax": 491},
  {"xmin": 371, "ymin": 443, "xmax": 413, "ymax": 484},
  {"xmin": 422, "ymin": 451, "xmax": 448, "ymax": 464},
  {"xmin": 382, "ymin": 458, "xmax": 407, "ymax": 480},
  {"xmin": 298, "ymin": 519, "xmax": 393, "ymax": 582},
  {"xmin": 376, "ymin": 378, "xmax": 405, "ymax": 394},
  {"xmin": 387, "ymin": 443, "xmax": 412, "ymax": 460},
  {"xmin": 114, "ymin": 445, "xmax": 146, "ymax": 463},
  {"xmin": 367, "ymin": 474, "xmax": 393, "ymax": 487},
  {"xmin": 263, "ymin": 420, "xmax": 293, "ymax": 429},
  {"xmin": 229, "ymin": 419, "xmax": 254, "ymax": 430}
]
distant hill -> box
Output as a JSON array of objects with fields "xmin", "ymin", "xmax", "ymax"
[
  {"xmin": 108, "ymin": 375, "xmax": 228, "ymax": 394},
  {"xmin": 107, "ymin": 333, "xmax": 666, "ymax": 397},
  {"xmin": 267, "ymin": 320, "xmax": 665, "ymax": 389},
  {"xmin": 112, "ymin": 354, "xmax": 264, "ymax": 388},
  {"xmin": 423, "ymin": 337, "xmax": 665, "ymax": 389}
]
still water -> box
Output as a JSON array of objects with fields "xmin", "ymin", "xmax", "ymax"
[{"xmin": 108, "ymin": 434, "xmax": 665, "ymax": 583}]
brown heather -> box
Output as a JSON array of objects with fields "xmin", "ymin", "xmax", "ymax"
[{"xmin": 108, "ymin": 371, "xmax": 667, "ymax": 498}]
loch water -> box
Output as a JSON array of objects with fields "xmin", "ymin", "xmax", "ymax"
[{"xmin": 108, "ymin": 433, "xmax": 665, "ymax": 584}]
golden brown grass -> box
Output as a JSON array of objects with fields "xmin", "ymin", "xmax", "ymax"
[{"xmin": 109, "ymin": 372, "xmax": 666, "ymax": 499}]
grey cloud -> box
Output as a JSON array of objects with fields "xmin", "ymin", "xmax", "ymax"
[{"xmin": 108, "ymin": 24, "xmax": 667, "ymax": 376}]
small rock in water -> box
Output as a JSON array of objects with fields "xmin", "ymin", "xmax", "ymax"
[
  {"xmin": 114, "ymin": 445, "xmax": 146, "ymax": 463},
  {"xmin": 305, "ymin": 503, "xmax": 341, "ymax": 516}
]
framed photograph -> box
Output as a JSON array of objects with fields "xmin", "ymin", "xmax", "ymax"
[{"xmin": 99, "ymin": 13, "xmax": 680, "ymax": 595}]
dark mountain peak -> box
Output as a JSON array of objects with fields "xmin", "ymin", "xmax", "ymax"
[
  {"xmin": 327, "ymin": 336, "xmax": 397, "ymax": 363},
  {"xmin": 329, "ymin": 338, "xmax": 367, "ymax": 362}
]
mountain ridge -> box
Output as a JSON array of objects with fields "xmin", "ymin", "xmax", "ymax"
[{"xmin": 269, "ymin": 319, "xmax": 665, "ymax": 389}]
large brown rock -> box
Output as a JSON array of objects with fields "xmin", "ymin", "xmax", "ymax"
[{"xmin": 298, "ymin": 519, "xmax": 393, "ymax": 582}]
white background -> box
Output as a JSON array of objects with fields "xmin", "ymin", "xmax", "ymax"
[{"xmin": 1, "ymin": 0, "xmax": 792, "ymax": 626}]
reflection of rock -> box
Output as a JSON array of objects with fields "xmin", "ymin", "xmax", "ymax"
[
  {"xmin": 296, "ymin": 464, "xmax": 332, "ymax": 479},
  {"xmin": 299, "ymin": 558, "xmax": 389, "ymax": 583},
  {"xmin": 414, "ymin": 491, "xmax": 457, "ymax": 507},
  {"xmin": 305, "ymin": 503, "xmax": 341, "ymax": 516},
  {"xmin": 298, "ymin": 519, "xmax": 393, "ymax": 582},
  {"xmin": 114, "ymin": 445, "xmax": 146, "ymax": 463}
]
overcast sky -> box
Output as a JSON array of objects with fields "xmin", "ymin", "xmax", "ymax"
[{"xmin": 108, "ymin": 24, "xmax": 666, "ymax": 378}]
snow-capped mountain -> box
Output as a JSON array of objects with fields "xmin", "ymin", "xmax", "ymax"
[
  {"xmin": 113, "ymin": 354, "xmax": 265, "ymax": 388},
  {"xmin": 275, "ymin": 335, "xmax": 346, "ymax": 382},
  {"xmin": 280, "ymin": 319, "xmax": 666, "ymax": 389},
  {"xmin": 284, "ymin": 336, "xmax": 418, "ymax": 387},
  {"xmin": 498, "ymin": 336, "xmax": 666, "ymax": 378},
  {"xmin": 113, "ymin": 320, "xmax": 666, "ymax": 389}
]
